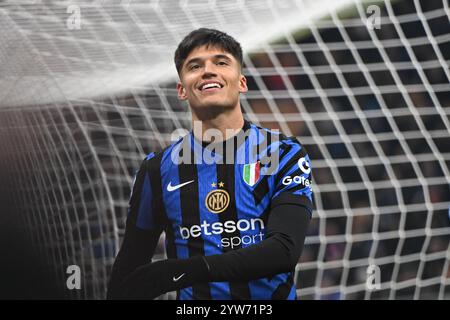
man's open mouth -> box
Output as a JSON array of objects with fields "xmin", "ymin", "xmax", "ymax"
[{"xmin": 198, "ymin": 81, "xmax": 223, "ymax": 91}]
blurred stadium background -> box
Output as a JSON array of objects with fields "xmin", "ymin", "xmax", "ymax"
[{"xmin": 0, "ymin": 0, "xmax": 449, "ymax": 299}]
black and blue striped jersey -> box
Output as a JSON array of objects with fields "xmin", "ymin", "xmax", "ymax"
[{"xmin": 124, "ymin": 120, "xmax": 313, "ymax": 300}]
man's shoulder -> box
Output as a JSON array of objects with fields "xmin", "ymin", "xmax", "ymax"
[
  {"xmin": 141, "ymin": 135, "xmax": 186, "ymax": 167},
  {"xmin": 250, "ymin": 122, "xmax": 304, "ymax": 152}
]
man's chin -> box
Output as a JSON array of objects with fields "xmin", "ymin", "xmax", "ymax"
[
  {"xmin": 191, "ymin": 102, "xmax": 234, "ymax": 111},
  {"xmin": 190, "ymin": 102, "xmax": 235, "ymax": 119}
]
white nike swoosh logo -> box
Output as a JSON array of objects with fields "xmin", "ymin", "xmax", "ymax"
[
  {"xmin": 173, "ymin": 273, "xmax": 186, "ymax": 282},
  {"xmin": 167, "ymin": 180, "xmax": 195, "ymax": 192}
]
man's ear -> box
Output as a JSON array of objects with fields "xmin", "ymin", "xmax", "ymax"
[
  {"xmin": 177, "ymin": 82, "xmax": 187, "ymax": 100},
  {"xmin": 239, "ymin": 74, "xmax": 248, "ymax": 93}
]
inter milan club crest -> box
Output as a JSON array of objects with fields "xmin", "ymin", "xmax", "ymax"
[
  {"xmin": 243, "ymin": 161, "xmax": 260, "ymax": 187},
  {"xmin": 205, "ymin": 182, "xmax": 230, "ymax": 214}
]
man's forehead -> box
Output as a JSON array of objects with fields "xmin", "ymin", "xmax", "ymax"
[{"xmin": 184, "ymin": 45, "xmax": 233, "ymax": 62}]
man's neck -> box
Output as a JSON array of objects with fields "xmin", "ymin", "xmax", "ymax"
[{"xmin": 191, "ymin": 107, "xmax": 244, "ymax": 143}]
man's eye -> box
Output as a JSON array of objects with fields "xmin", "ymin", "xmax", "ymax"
[
  {"xmin": 217, "ymin": 61, "xmax": 228, "ymax": 66},
  {"xmin": 189, "ymin": 64, "xmax": 200, "ymax": 70}
]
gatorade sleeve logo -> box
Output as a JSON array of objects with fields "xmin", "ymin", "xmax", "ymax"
[{"xmin": 298, "ymin": 157, "xmax": 311, "ymax": 175}]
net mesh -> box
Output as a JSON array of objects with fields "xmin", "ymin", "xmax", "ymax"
[{"xmin": 0, "ymin": 0, "xmax": 449, "ymax": 299}]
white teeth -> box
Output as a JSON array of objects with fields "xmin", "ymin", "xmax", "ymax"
[{"xmin": 202, "ymin": 83, "xmax": 221, "ymax": 90}]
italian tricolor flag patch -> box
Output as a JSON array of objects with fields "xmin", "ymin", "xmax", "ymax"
[{"xmin": 243, "ymin": 161, "xmax": 260, "ymax": 186}]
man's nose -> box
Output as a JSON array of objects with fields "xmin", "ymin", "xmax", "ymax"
[{"xmin": 202, "ymin": 61, "xmax": 217, "ymax": 77}]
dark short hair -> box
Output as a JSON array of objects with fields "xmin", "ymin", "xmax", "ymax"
[{"xmin": 174, "ymin": 28, "xmax": 243, "ymax": 75}]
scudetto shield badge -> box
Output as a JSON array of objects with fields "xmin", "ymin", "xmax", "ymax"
[{"xmin": 243, "ymin": 161, "xmax": 260, "ymax": 186}]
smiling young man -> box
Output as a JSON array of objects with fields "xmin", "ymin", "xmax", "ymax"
[{"xmin": 107, "ymin": 28, "xmax": 313, "ymax": 300}]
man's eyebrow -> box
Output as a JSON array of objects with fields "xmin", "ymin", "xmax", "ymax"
[
  {"xmin": 184, "ymin": 54, "xmax": 232, "ymax": 67},
  {"xmin": 213, "ymin": 54, "xmax": 232, "ymax": 61}
]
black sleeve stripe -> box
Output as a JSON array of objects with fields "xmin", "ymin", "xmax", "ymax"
[
  {"xmin": 146, "ymin": 151, "xmax": 167, "ymax": 230},
  {"xmin": 127, "ymin": 159, "xmax": 148, "ymax": 225},
  {"xmin": 275, "ymin": 147, "xmax": 307, "ymax": 184}
]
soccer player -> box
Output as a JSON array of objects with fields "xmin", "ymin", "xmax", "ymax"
[{"xmin": 107, "ymin": 28, "xmax": 313, "ymax": 300}]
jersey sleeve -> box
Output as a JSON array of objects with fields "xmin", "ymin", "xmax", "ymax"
[
  {"xmin": 127, "ymin": 153, "xmax": 165, "ymax": 232},
  {"xmin": 270, "ymin": 138, "xmax": 313, "ymax": 214},
  {"xmin": 204, "ymin": 204, "xmax": 310, "ymax": 286},
  {"xmin": 107, "ymin": 153, "xmax": 164, "ymax": 299}
]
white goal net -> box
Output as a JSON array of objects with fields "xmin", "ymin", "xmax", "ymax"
[{"xmin": 0, "ymin": 0, "xmax": 449, "ymax": 299}]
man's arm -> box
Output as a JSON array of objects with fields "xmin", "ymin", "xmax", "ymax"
[
  {"xmin": 107, "ymin": 220, "xmax": 162, "ymax": 299},
  {"xmin": 117, "ymin": 203, "xmax": 310, "ymax": 299},
  {"xmin": 107, "ymin": 154, "xmax": 165, "ymax": 299},
  {"xmin": 204, "ymin": 203, "xmax": 310, "ymax": 282}
]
